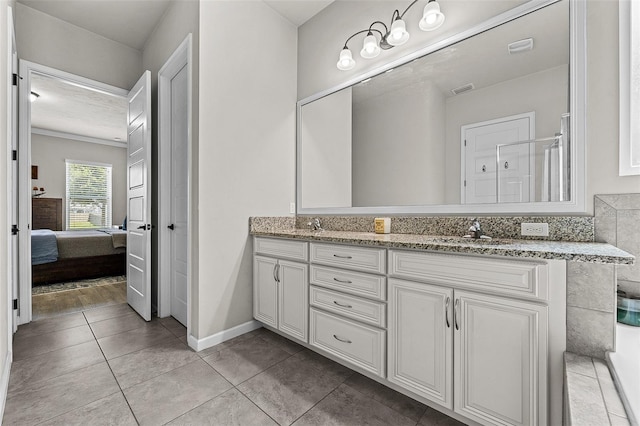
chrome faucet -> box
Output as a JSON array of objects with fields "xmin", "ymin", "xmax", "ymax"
[
  {"xmin": 470, "ymin": 218, "xmax": 482, "ymax": 238},
  {"xmin": 308, "ymin": 218, "xmax": 323, "ymax": 231}
]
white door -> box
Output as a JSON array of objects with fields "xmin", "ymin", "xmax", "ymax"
[
  {"xmin": 8, "ymin": 10, "xmax": 18, "ymax": 332},
  {"xmin": 253, "ymin": 255, "xmax": 278, "ymax": 328},
  {"xmin": 277, "ymin": 260, "xmax": 308, "ymax": 342},
  {"xmin": 462, "ymin": 113, "xmax": 534, "ymax": 204},
  {"xmin": 454, "ymin": 290, "xmax": 548, "ymax": 426},
  {"xmin": 388, "ymin": 278, "xmax": 453, "ymax": 409},
  {"xmin": 169, "ymin": 64, "xmax": 188, "ymax": 326},
  {"xmin": 127, "ymin": 71, "xmax": 152, "ymax": 321}
]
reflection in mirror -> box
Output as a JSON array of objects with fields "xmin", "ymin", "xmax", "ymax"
[{"xmin": 299, "ymin": 0, "xmax": 570, "ymax": 210}]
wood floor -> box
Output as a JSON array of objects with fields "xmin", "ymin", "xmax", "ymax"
[{"xmin": 32, "ymin": 282, "xmax": 127, "ymax": 321}]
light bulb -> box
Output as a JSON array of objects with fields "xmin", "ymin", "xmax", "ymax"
[
  {"xmin": 387, "ymin": 19, "xmax": 409, "ymax": 46},
  {"xmin": 419, "ymin": 0, "xmax": 445, "ymax": 31},
  {"xmin": 360, "ymin": 33, "xmax": 381, "ymax": 59},
  {"xmin": 337, "ymin": 48, "xmax": 356, "ymax": 70}
]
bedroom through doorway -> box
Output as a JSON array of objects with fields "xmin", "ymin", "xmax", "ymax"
[{"xmin": 19, "ymin": 62, "xmax": 130, "ymax": 322}]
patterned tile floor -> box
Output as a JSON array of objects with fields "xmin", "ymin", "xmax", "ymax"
[{"xmin": 5, "ymin": 303, "xmax": 466, "ymax": 425}]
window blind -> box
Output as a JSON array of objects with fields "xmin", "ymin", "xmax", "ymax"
[{"xmin": 65, "ymin": 160, "xmax": 112, "ymax": 230}]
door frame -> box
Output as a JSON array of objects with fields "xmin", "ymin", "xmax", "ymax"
[
  {"xmin": 460, "ymin": 112, "xmax": 535, "ymax": 204},
  {"xmin": 6, "ymin": 5, "xmax": 16, "ymax": 342},
  {"xmin": 158, "ymin": 34, "xmax": 192, "ymax": 333},
  {"xmin": 17, "ymin": 60, "xmax": 128, "ymax": 325}
]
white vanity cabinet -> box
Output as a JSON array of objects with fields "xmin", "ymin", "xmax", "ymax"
[
  {"xmin": 253, "ymin": 238, "xmax": 309, "ymax": 343},
  {"xmin": 388, "ymin": 250, "xmax": 551, "ymax": 426}
]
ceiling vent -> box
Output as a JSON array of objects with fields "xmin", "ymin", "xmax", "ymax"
[
  {"xmin": 508, "ymin": 38, "xmax": 534, "ymax": 54},
  {"xmin": 451, "ymin": 83, "xmax": 475, "ymax": 95}
]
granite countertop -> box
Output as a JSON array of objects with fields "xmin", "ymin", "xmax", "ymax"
[{"xmin": 251, "ymin": 229, "xmax": 635, "ymax": 265}]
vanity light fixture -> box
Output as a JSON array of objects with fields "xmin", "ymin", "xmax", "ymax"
[
  {"xmin": 29, "ymin": 91, "xmax": 40, "ymax": 102},
  {"xmin": 336, "ymin": 0, "xmax": 446, "ymax": 71}
]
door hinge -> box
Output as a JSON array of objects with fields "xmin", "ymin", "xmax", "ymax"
[
  {"xmin": 464, "ymin": 180, "xmax": 467, "ymax": 187},
  {"xmin": 13, "ymin": 299, "xmax": 18, "ymax": 310},
  {"xmin": 12, "ymin": 150, "xmax": 17, "ymax": 161},
  {"xmin": 12, "ymin": 73, "xmax": 19, "ymax": 86},
  {"xmin": 464, "ymin": 139, "xmax": 467, "ymax": 147},
  {"xmin": 11, "ymin": 224, "xmax": 19, "ymax": 235}
]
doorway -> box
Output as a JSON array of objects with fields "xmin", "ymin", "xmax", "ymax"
[
  {"xmin": 158, "ymin": 35, "xmax": 192, "ymax": 329},
  {"xmin": 461, "ymin": 112, "xmax": 535, "ymax": 204},
  {"xmin": 17, "ymin": 60, "xmax": 130, "ymax": 324}
]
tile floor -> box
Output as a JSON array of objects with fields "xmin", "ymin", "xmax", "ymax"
[{"xmin": 4, "ymin": 303, "xmax": 466, "ymax": 425}]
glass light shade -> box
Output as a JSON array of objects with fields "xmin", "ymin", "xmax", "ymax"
[
  {"xmin": 337, "ymin": 48, "xmax": 356, "ymax": 70},
  {"xmin": 387, "ymin": 19, "xmax": 410, "ymax": 46},
  {"xmin": 360, "ymin": 34, "xmax": 381, "ymax": 59},
  {"xmin": 419, "ymin": 1, "xmax": 445, "ymax": 31}
]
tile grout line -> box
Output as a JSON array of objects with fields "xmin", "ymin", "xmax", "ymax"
[{"xmin": 83, "ymin": 309, "xmax": 142, "ymax": 426}]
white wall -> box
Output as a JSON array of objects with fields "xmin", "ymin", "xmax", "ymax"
[
  {"xmin": 15, "ymin": 3, "xmax": 141, "ymax": 90},
  {"xmin": 141, "ymin": 0, "xmax": 199, "ymax": 328},
  {"xmin": 444, "ymin": 65, "xmax": 568, "ymax": 204},
  {"xmin": 30, "ymin": 134, "xmax": 127, "ymax": 227},
  {"xmin": 353, "ymin": 79, "xmax": 446, "ymax": 206},
  {"xmin": 301, "ymin": 87, "xmax": 352, "ymax": 208},
  {"xmin": 198, "ymin": 0, "xmax": 297, "ymax": 339}
]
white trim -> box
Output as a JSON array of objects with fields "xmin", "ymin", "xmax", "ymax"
[
  {"xmin": 158, "ymin": 34, "xmax": 192, "ymax": 336},
  {"xmin": 619, "ymin": 0, "xmax": 640, "ymax": 176},
  {"xmin": 0, "ymin": 351, "xmax": 11, "ymax": 420},
  {"xmin": 297, "ymin": 0, "xmax": 587, "ymax": 215},
  {"xmin": 31, "ymin": 128, "xmax": 127, "ymax": 149},
  {"xmin": 187, "ymin": 320, "xmax": 262, "ymax": 352},
  {"xmin": 6, "ymin": 5, "xmax": 16, "ymax": 349},
  {"xmin": 17, "ymin": 60, "xmax": 129, "ymax": 326}
]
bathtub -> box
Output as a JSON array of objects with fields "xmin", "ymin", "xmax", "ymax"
[{"xmin": 607, "ymin": 323, "xmax": 640, "ymax": 425}]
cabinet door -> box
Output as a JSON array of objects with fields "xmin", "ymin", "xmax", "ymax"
[
  {"xmin": 253, "ymin": 255, "xmax": 278, "ymax": 328},
  {"xmin": 454, "ymin": 290, "xmax": 548, "ymax": 426},
  {"xmin": 278, "ymin": 260, "xmax": 308, "ymax": 342},
  {"xmin": 388, "ymin": 278, "xmax": 453, "ymax": 409}
]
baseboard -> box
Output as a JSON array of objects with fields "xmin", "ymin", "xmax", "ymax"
[
  {"xmin": 187, "ymin": 320, "xmax": 262, "ymax": 352},
  {"xmin": 0, "ymin": 351, "xmax": 12, "ymax": 419}
]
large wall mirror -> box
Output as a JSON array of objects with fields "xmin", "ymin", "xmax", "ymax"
[{"xmin": 297, "ymin": 0, "xmax": 586, "ymax": 215}]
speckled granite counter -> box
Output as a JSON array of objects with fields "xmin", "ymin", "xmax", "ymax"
[{"xmin": 250, "ymin": 229, "xmax": 634, "ymax": 265}]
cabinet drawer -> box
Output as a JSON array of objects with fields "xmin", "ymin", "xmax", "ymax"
[
  {"xmin": 310, "ymin": 265, "xmax": 386, "ymax": 301},
  {"xmin": 310, "ymin": 286, "xmax": 386, "ymax": 328},
  {"xmin": 310, "ymin": 308, "xmax": 386, "ymax": 377},
  {"xmin": 389, "ymin": 250, "xmax": 547, "ymax": 301},
  {"xmin": 254, "ymin": 237, "xmax": 308, "ymax": 261},
  {"xmin": 310, "ymin": 243, "xmax": 386, "ymax": 274}
]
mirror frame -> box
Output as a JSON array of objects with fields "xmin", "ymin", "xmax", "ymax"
[{"xmin": 296, "ymin": 0, "xmax": 586, "ymax": 215}]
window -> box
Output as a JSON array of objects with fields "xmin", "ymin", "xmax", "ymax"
[
  {"xmin": 620, "ymin": 0, "xmax": 640, "ymax": 175},
  {"xmin": 65, "ymin": 160, "xmax": 112, "ymax": 230}
]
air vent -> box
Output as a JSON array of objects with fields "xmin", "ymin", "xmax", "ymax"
[
  {"xmin": 508, "ymin": 38, "xmax": 534, "ymax": 54},
  {"xmin": 451, "ymin": 83, "xmax": 475, "ymax": 95}
]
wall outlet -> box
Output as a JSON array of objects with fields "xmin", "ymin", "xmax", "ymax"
[
  {"xmin": 289, "ymin": 202, "xmax": 296, "ymax": 214},
  {"xmin": 521, "ymin": 222, "xmax": 549, "ymax": 237}
]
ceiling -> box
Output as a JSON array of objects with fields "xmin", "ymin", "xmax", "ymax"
[{"xmin": 20, "ymin": 0, "xmax": 333, "ymax": 144}]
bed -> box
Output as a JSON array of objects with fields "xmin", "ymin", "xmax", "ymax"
[{"xmin": 31, "ymin": 229, "xmax": 127, "ymax": 285}]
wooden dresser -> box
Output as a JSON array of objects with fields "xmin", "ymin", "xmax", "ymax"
[{"xmin": 32, "ymin": 197, "xmax": 63, "ymax": 231}]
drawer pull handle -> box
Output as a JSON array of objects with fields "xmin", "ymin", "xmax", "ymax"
[
  {"xmin": 333, "ymin": 277, "xmax": 353, "ymax": 284},
  {"xmin": 333, "ymin": 300, "xmax": 353, "ymax": 309},
  {"xmin": 454, "ymin": 299, "xmax": 460, "ymax": 331},
  {"xmin": 333, "ymin": 334, "xmax": 352, "ymax": 344},
  {"xmin": 332, "ymin": 254, "xmax": 353, "ymax": 259},
  {"xmin": 445, "ymin": 296, "xmax": 450, "ymax": 328}
]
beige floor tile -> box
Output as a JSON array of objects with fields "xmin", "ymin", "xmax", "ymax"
[
  {"xmin": 37, "ymin": 392, "xmax": 137, "ymax": 426},
  {"xmin": 15, "ymin": 312, "xmax": 87, "ymax": 339},
  {"xmin": 158, "ymin": 315, "xmax": 187, "ymax": 339},
  {"xmin": 196, "ymin": 328, "xmax": 264, "ymax": 358},
  {"xmin": 166, "ymin": 388, "xmax": 277, "ymax": 426},
  {"xmin": 97, "ymin": 321, "xmax": 175, "ymax": 360},
  {"xmin": 123, "ymin": 359, "xmax": 232, "ymax": 425},
  {"xmin": 90, "ymin": 311, "xmax": 148, "ymax": 339},
  {"xmin": 9, "ymin": 340, "xmax": 104, "ymax": 395},
  {"xmin": 419, "ymin": 407, "xmax": 467, "ymax": 426},
  {"xmin": 3, "ymin": 362, "xmax": 120, "ymax": 425},
  {"xmin": 84, "ymin": 302, "xmax": 135, "ymax": 324},
  {"xmin": 108, "ymin": 338, "xmax": 200, "ymax": 389},
  {"xmin": 12, "ymin": 324, "xmax": 95, "ymax": 361},
  {"xmin": 293, "ymin": 383, "xmax": 416, "ymax": 426},
  {"xmin": 202, "ymin": 336, "xmax": 291, "ymax": 385},
  {"xmin": 258, "ymin": 329, "xmax": 305, "ymax": 355}
]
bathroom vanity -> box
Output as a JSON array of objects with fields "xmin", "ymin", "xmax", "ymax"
[{"xmin": 251, "ymin": 227, "xmax": 633, "ymax": 426}]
